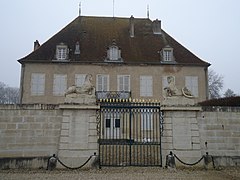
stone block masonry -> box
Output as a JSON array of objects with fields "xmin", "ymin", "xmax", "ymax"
[
  {"xmin": 57, "ymin": 104, "xmax": 99, "ymax": 169},
  {"xmin": 0, "ymin": 104, "xmax": 240, "ymax": 169},
  {"xmin": 161, "ymin": 106, "xmax": 202, "ymax": 166},
  {"xmin": 198, "ymin": 109, "xmax": 240, "ymax": 166},
  {"xmin": 0, "ymin": 104, "xmax": 62, "ymax": 169}
]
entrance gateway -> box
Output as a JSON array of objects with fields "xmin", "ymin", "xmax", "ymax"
[{"xmin": 97, "ymin": 101, "xmax": 163, "ymax": 167}]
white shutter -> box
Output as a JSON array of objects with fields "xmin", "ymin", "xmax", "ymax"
[
  {"xmin": 185, "ymin": 76, "xmax": 198, "ymax": 97},
  {"xmin": 53, "ymin": 74, "xmax": 67, "ymax": 96},
  {"xmin": 118, "ymin": 75, "xmax": 130, "ymax": 91},
  {"xmin": 140, "ymin": 76, "xmax": 152, "ymax": 97},
  {"xmin": 31, "ymin": 73, "xmax": 45, "ymax": 96},
  {"xmin": 75, "ymin": 74, "xmax": 86, "ymax": 86},
  {"xmin": 97, "ymin": 75, "xmax": 109, "ymax": 91}
]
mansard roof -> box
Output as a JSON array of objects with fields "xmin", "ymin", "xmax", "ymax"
[{"xmin": 19, "ymin": 16, "xmax": 210, "ymax": 66}]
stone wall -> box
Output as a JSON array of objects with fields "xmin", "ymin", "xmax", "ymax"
[
  {"xmin": 0, "ymin": 104, "xmax": 62, "ymax": 169},
  {"xmin": 0, "ymin": 104, "xmax": 239, "ymax": 169},
  {"xmin": 57, "ymin": 104, "xmax": 99, "ymax": 168},
  {"xmin": 162, "ymin": 106, "xmax": 240, "ymax": 167},
  {"xmin": 198, "ymin": 107, "xmax": 240, "ymax": 166},
  {"xmin": 161, "ymin": 106, "xmax": 202, "ymax": 166}
]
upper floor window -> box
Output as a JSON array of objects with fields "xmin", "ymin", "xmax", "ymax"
[
  {"xmin": 96, "ymin": 74, "xmax": 109, "ymax": 91},
  {"xmin": 56, "ymin": 43, "xmax": 69, "ymax": 61},
  {"xmin": 161, "ymin": 45, "xmax": 174, "ymax": 62},
  {"xmin": 75, "ymin": 74, "xmax": 86, "ymax": 87},
  {"xmin": 53, "ymin": 74, "xmax": 67, "ymax": 96},
  {"xmin": 105, "ymin": 40, "xmax": 123, "ymax": 62},
  {"xmin": 185, "ymin": 76, "xmax": 199, "ymax": 97},
  {"xmin": 117, "ymin": 75, "xmax": 130, "ymax": 92},
  {"xmin": 140, "ymin": 76, "xmax": 153, "ymax": 97},
  {"xmin": 31, "ymin": 73, "xmax": 45, "ymax": 96}
]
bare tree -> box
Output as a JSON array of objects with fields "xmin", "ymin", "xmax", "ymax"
[
  {"xmin": 0, "ymin": 82, "xmax": 19, "ymax": 104},
  {"xmin": 0, "ymin": 82, "xmax": 7, "ymax": 104},
  {"xmin": 224, "ymin": 88, "xmax": 236, "ymax": 97},
  {"xmin": 208, "ymin": 69, "xmax": 224, "ymax": 99}
]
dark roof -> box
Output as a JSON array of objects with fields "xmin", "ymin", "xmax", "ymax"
[
  {"xmin": 199, "ymin": 96, "xmax": 240, "ymax": 107},
  {"xmin": 19, "ymin": 16, "xmax": 210, "ymax": 66}
]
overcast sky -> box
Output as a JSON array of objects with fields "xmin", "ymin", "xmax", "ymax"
[{"xmin": 1, "ymin": 0, "xmax": 240, "ymax": 94}]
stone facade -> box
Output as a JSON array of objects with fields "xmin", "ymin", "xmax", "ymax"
[{"xmin": 20, "ymin": 63, "xmax": 208, "ymax": 104}]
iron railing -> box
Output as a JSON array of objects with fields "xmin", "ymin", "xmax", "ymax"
[
  {"xmin": 98, "ymin": 101, "xmax": 163, "ymax": 167},
  {"xmin": 96, "ymin": 91, "xmax": 131, "ymax": 100}
]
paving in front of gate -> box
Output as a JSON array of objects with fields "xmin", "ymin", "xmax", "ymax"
[{"xmin": 1, "ymin": 167, "xmax": 239, "ymax": 180}]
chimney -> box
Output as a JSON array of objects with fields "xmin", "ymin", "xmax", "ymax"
[
  {"xmin": 129, "ymin": 15, "xmax": 135, "ymax": 38},
  {"xmin": 152, "ymin": 19, "xmax": 161, "ymax": 35},
  {"xmin": 34, "ymin": 40, "xmax": 40, "ymax": 51}
]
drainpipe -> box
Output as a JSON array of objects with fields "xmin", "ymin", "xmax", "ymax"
[
  {"xmin": 19, "ymin": 63, "xmax": 25, "ymax": 105},
  {"xmin": 204, "ymin": 67, "xmax": 209, "ymax": 100}
]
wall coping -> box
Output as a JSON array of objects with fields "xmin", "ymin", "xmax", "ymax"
[
  {"xmin": 161, "ymin": 106, "xmax": 202, "ymax": 111},
  {"xmin": 59, "ymin": 104, "xmax": 100, "ymax": 110}
]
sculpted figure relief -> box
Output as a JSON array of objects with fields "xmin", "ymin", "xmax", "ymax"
[
  {"xmin": 65, "ymin": 74, "xmax": 95, "ymax": 97},
  {"xmin": 163, "ymin": 76, "xmax": 194, "ymax": 98}
]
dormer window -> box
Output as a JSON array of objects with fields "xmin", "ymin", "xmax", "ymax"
[
  {"xmin": 105, "ymin": 40, "xmax": 123, "ymax": 62},
  {"xmin": 56, "ymin": 43, "xmax": 68, "ymax": 61},
  {"xmin": 163, "ymin": 50, "xmax": 172, "ymax": 61},
  {"xmin": 161, "ymin": 45, "xmax": 174, "ymax": 62}
]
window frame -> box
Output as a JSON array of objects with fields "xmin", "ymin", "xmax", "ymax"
[
  {"xmin": 161, "ymin": 46, "xmax": 174, "ymax": 62},
  {"xmin": 140, "ymin": 75, "xmax": 153, "ymax": 97},
  {"xmin": 105, "ymin": 44, "xmax": 123, "ymax": 62},
  {"xmin": 185, "ymin": 76, "xmax": 199, "ymax": 97},
  {"xmin": 117, "ymin": 75, "xmax": 130, "ymax": 92},
  {"xmin": 96, "ymin": 74, "xmax": 109, "ymax": 91},
  {"xmin": 75, "ymin": 74, "xmax": 86, "ymax": 87},
  {"xmin": 31, "ymin": 73, "xmax": 45, "ymax": 96},
  {"xmin": 55, "ymin": 43, "xmax": 69, "ymax": 61},
  {"xmin": 53, "ymin": 74, "xmax": 67, "ymax": 96}
]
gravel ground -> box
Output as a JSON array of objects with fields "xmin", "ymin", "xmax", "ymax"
[{"xmin": 0, "ymin": 167, "xmax": 239, "ymax": 180}]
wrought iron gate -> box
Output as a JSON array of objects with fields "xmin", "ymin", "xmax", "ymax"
[{"xmin": 97, "ymin": 101, "xmax": 163, "ymax": 167}]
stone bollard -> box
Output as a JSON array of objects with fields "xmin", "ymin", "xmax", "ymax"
[
  {"xmin": 165, "ymin": 151, "xmax": 176, "ymax": 169},
  {"xmin": 203, "ymin": 152, "xmax": 213, "ymax": 170},
  {"xmin": 47, "ymin": 154, "xmax": 57, "ymax": 170}
]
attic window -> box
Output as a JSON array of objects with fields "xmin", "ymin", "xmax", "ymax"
[
  {"xmin": 161, "ymin": 46, "xmax": 174, "ymax": 62},
  {"xmin": 56, "ymin": 43, "xmax": 69, "ymax": 61},
  {"xmin": 105, "ymin": 40, "xmax": 123, "ymax": 62}
]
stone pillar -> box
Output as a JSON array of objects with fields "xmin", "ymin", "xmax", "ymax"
[
  {"xmin": 161, "ymin": 106, "xmax": 202, "ymax": 166},
  {"xmin": 57, "ymin": 104, "xmax": 100, "ymax": 168}
]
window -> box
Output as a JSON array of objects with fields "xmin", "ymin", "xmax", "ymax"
[
  {"xmin": 106, "ymin": 41, "xmax": 122, "ymax": 62},
  {"xmin": 56, "ymin": 43, "xmax": 68, "ymax": 60},
  {"xmin": 115, "ymin": 119, "xmax": 120, "ymax": 128},
  {"xmin": 162, "ymin": 76, "xmax": 175, "ymax": 89},
  {"xmin": 105, "ymin": 114, "xmax": 120, "ymax": 129},
  {"xmin": 163, "ymin": 50, "xmax": 172, "ymax": 61},
  {"xmin": 161, "ymin": 45, "xmax": 173, "ymax": 62},
  {"xmin": 185, "ymin": 76, "xmax": 198, "ymax": 97},
  {"xmin": 31, "ymin": 73, "xmax": 45, "ymax": 96},
  {"xmin": 75, "ymin": 74, "xmax": 86, "ymax": 87},
  {"xmin": 140, "ymin": 76, "xmax": 153, "ymax": 97},
  {"xmin": 106, "ymin": 119, "xmax": 111, "ymax": 128},
  {"xmin": 117, "ymin": 75, "xmax": 130, "ymax": 91},
  {"xmin": 53, "ymin": 74, "xmax": 67, "ymax": 96},
  {"xmin": 96, "ymin": 74, "xmax": 109, "ymax": 91}
]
